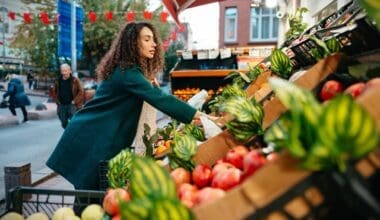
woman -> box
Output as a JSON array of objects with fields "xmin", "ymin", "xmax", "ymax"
[
  {"xmin": 2, "ymin": 74, "xmax": 31, "ymax": 123},
  {"xmin": 46, "ymin": 22, "xmax": 203, "ymax": 191}
]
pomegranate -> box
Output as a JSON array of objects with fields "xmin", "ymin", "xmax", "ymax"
[
  {"xmin": 243, "ymin": 150, "xmax": 267, "ymax": 179},
  {"xmin": 344, "ymin": 82, "xmax": 366, "ymax": 98},
  {"xmin": 195, "ymin": 187, "xmax": 226, "ymax": 206},
  {"xmin": 319, "ymin": 80, "xmax": 344, "ymax": 101},
  {"xmin": 170, "ymin": 167, "xmax": 191, "ymax": 187},
  {"xmin": 192, "ymin": 164, "xmax": 212, "ymax": 188},
  {"xmin": 102, "ymin": 188, "xmax": 131, "ymax": 216},
  {"xmin": 211, "ymin": 167, "xmax": 242, "ymax": 190},
  {"xmin": 225, "ymin": 145, "xmax": 249, "ymax": 170}
]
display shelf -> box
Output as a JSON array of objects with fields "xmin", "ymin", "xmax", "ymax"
[{"xmin": 171, "ymin": 69, "xmax": 234, "ymax": 78}]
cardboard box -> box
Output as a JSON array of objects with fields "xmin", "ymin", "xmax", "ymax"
[{"xmin": 190, "ymin": 54, "xmax": 380, "ymax": 220}]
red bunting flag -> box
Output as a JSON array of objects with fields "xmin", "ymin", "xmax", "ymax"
[
  {"xmin": 178, "ymin": 24, "xmax": 185, "ymax": 32},
  {"xmin": 126, "ymin": 11, "xmax": 135, "ymax": 22},
  {"xmin": 105, "ymin": 11, "xmax": 113, "ymax": 21},
  {"xmin": 160, "ymin": 11, "xmax": 168, "ymax": 23},
  {"xmin": 143, "ymin": 10, "xmax": 153, "ymax": 20},
  {"xmin": 40, "ymin": 12, "xmax": 50, "ymax": 25},
  {"xmin": 8, "ymin": 11, "xmax": 16, "ymax": 20},
  {"xmin": 88, "ymin": 11, "xmax": 97, "ymax": 23},
  {"xmin": 23, "ymin": 12, "xmax": 32, "ymax": 23}
]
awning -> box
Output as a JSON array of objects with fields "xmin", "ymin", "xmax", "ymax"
[{"xmin": 162, "ymin": 0, "xmax": 225, "ymax": 26}]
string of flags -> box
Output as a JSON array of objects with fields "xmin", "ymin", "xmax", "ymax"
[{"xmin": 6, "ymin": 10, "xmax": 170, "ymax": 25}]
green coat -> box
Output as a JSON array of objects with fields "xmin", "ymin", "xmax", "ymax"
[{"xmin": 46, "ymin": 66, "xmax": 196, "ymax": 189}]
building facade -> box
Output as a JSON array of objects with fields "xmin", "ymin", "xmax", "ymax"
[
  {"xmin": 219, "ymin": 0, "xmax": 279, "ymax": 48},
  {"xmin": 218, "ymin": 0, "xmax": 352, "ymax": 49},
  {"xmin": 0, "ymin": 0, "xmax": 39, "ymax": 77}
]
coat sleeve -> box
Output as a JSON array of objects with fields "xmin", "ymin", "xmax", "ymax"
[
  {"xmin": 120, "ymin": 68, "xmax": 197, "ymax": 124},
  {"xmin": 72, "ymin": 77, "xmax": 84, "ymax": 109},
  {"xmin": 3, "ymin": 83, "xmax": 16, "ymax": 99}
]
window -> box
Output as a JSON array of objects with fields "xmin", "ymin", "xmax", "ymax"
[
  {"xmin": 224, "ymin": 7, "xmax": 237, "ymax": 42},
  {"xmin": 250, "ymin": 7, "xmax": 278, "ymax": 42}
]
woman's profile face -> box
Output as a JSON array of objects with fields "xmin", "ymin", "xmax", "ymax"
[{"xmin": 138, "ymin": 26, "xmax": 157, "ymax": 59}]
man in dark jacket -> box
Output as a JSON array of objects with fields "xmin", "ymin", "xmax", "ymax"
[
  {"xmin": 52, "ymin": 64, "xmax": 84, "ymax": 128},
  {"xmin": 2, "ymin": 74, "xmax": 31, "ymax": 123}
]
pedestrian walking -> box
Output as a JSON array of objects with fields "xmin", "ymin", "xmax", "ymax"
[
  {"xmin": 2, "ymin": 74, "xmax": 31, "ymax": 123},
  {"xmin": 46, "ymin": 22, "xmax": 213, "ymax": 194},
  {"xmin": 27, "ymin": 70, "xmax": 35, "ymax": 90},
  {"xmin": 52, "ymin": 63, "xmax": 84, "ymax": 129}
]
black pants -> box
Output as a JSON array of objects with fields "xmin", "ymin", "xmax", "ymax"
[
  {"xmin": 9, "ymin": 106, "xmax": 28, "ymax": 122},
  {"xmin": 57, "ymin": 104, "xmax": 75, "ymax": 128}
]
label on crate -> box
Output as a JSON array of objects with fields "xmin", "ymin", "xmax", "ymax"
[
  {"xmin": 220, "ymin": 48, "xmax": 232, "ymax": 59},
  {"xmin": 197, "ymin": 50, "xmax": 209, "ymax": 60},
  {"xmin": 208, "ymin": 49, "xmax": 219, "ymax": 59},
  {"xmin": 182, "ymin": 50, "xmax": 193, "ymax": 60}
]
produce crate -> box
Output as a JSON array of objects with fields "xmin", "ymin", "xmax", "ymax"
[
  {"xmin": 315, "ymin": 12, "xmax": 380, "ymax": 56},
  {"xmin": 191, "ymin": 56, "xmax": 380, "ymax": 219},
  {"xmin": 98, "ymin": 160, "xmax": 109, "ymax": 191},
  {"xmin": 3, "ymin": 186, "xmax": 105, "ymax": 218}
]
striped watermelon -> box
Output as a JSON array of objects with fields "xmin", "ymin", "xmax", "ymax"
[
  {"xmin": 270, "ymin": 49, "xmax": 293, "ymax": 79},
  {"xmin": 129, "ymin": 156, "xmax": 177, "ymax": 199}
]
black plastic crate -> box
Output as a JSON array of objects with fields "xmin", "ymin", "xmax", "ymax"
[
  {"xmin": 3, "ymin": 186, "xmax": 105, "ymax": 218},
  {"xmin": 288, "ymin": 38, "xmax": 323, "ymax": 67},
  {"xmin": 98, "ymin": 160, "xmax": 109, "ymax": 191}
]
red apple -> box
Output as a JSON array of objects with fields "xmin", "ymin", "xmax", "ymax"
[
  {"xmin": 211, "ymin": 162, "xmax": 235, "ymax": 178},
  {"xmin": 243, "ymin": 150, "xmax": 267, "ymax": 179},
  {"xmin": 320, "ymin": 80, "xmax": 344, "ymax": 101},
  {"xmin": 225, "ymin": 145, "xmax": 249, "ymax": 170},
  {"xmin": 195, "ymin": 187, "xmax": 226, "ymax": 206},
  {"xmin": 170, "ymin": 167, "xmax": 191, "ymax": 187},
  {"xmin": 211, "ymin": 167, "xmax": 242, "ymax": 190},
  {"xmin": 344, "ymin": 82, "xmax": 366, "ymax": 98},
  {"xmin": 192, "ymin": 164, "xmax": 212, "ymax": 188}
]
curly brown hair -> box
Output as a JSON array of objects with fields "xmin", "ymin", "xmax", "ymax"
[{"xmin": 96, "ymin": 22, "xmax": 164, "ymax": 81}]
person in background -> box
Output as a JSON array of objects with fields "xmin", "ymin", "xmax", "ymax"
[
  {"xmin": 46, "ymin": 22, "xmax": 213, "ymax": 195},
  {"xmin": 27, "ymin": 70, "xmax": 35, "ymax": 90},
  {"xmin": 52, "ymin": 63, "xmax": 84, "ymax": 129},
  {"xmin": 2, "ymin": 74, "xmax": 31, "ymax": 123}
]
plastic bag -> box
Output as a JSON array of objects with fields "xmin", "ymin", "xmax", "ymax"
[
  {"xmin": 187, "ymin": 89, "xmax": 208, "ymax": 110},
  {"xmin": 199, "ymin": 115, "xmax": 223, "ymax": 139}
]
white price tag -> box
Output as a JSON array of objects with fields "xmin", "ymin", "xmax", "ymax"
[
  {"xmin": 249, "ymin": 48, "xmax": 260, "ymax": 57},
  {"xmin": 220, "ymin": 48, "xmax": 231, "ymax": 59},
  {"xmin": 182, "ymin": 50, "xmax": 193, "ymax": 60},
  {"xmin": 208, "ymin": 49, "xmax": 219, "ymax": 59},
  {"xmin": 197, "ymin": 50, "xmax": 208, "ymax": 60}
]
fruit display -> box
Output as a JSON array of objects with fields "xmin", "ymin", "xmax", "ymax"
[
  {"xmin": 169, "ymin": 145, "xmax": 270, "ymax": 208},
  {"xmin": 173, "ymin": 87, "xmax": 223, "ymax": 102}
]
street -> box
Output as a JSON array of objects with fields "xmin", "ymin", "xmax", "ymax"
[{"xmin": 0, "ymin": 92, "xmax": 63, "ymax": 201}]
